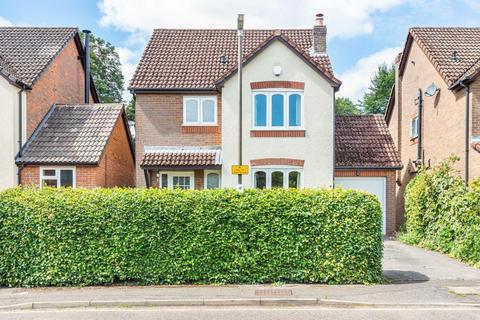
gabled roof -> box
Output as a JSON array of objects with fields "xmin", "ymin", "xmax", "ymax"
[
  {"xmin": 398, "ymin": 27, "xmax": 480, "ymax": 89},
  {"xmin": 129, "ymin": 29, "xmax": 340, "ymax": 91},
  {"xmin": 335, "ymin": 115, "xmax": 402, "ymax": 169},
  {"xmin": 16, "ymin": 104, "xmax": 133, "ymax": 165}
]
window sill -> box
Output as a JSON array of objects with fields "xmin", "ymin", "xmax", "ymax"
[
  {"xmin": 250, "ymin": 130, "xmax": 306, "ymax": 137},
  {"xmin": 182, "ymin": 126, "xmax": 220, "ymax": 134}
]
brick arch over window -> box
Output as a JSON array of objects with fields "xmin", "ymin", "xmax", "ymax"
[
  {"xmin": 250, "ymin": 81, "xmax": 305, "ymax": 90},
  {"xmin": 250, "ymin": 158, "xmax": 305, "ymax": 167}
]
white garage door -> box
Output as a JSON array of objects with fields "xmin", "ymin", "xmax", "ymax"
[{"xmin": 334, "ymin": 177, "xmax": 386, "ymax": 235}]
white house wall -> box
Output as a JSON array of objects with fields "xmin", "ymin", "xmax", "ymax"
[
  {"xmin": 0, "ymin": 77, "xmax": 26, "ymax": 190},
  {"xmin": 221, "ymin": 40, "xmax": 334, "ymax": 189}
]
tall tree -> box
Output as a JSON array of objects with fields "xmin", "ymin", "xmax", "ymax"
[
  {"xmin": 82, "ymin": 33, "xmax": 124, "ymax": 103},
  {"xmin": 335, "ymin": 97, "xmax": 361, "ymax": 115},
  {"xmin": 362, "ymin": 63, "xmax": 395, "ymax": 115}
]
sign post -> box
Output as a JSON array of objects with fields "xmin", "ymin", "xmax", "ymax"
[{"xmin": 237, "ymin": 14, "xmax": 244, "ymax": 191}]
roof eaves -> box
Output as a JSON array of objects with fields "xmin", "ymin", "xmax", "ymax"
[{"xmin": 384, "ymin": 84, "xmax": 395, "ymax": 124}]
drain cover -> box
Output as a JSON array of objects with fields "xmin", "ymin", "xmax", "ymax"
[{"xmin": 255, "ymin": 289, "xmax": 293, "ymax": 296}]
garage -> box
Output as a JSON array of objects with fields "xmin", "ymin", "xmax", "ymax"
[{"xmin": 335, "ymin": 177, "xmax": 386, "ymax": 235}]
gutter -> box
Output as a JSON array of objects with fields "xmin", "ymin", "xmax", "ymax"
[
  {"xmin": 17, "ymin": 85, "xmax": 26, "ymax": 185},
  {"xmin": 417, "ymin": 89, "xmax": 423, "ymax": 164}
]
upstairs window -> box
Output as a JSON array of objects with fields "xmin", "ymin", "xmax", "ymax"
[
  {"xmin": 183, "ymin": 96, "xmax": 217, "ymax": 125},
  {"xmin": 253, "ymin": 91, "xmax": 303, "ymax": 129},
  {"xmin": 411, "ymin": 116, "xmax": 419, "ymax": 138}
]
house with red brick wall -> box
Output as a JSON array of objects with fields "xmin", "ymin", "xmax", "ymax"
[
  {"xmin": 385, "ymin": 27, "xmax": 480, "ymax": 228},
  {"xmin": 0, "ymin": 27, "xmax": 99, "ymax": 189},
  {"xmin": 130, "ymin": 14, "xmax": 402, "ymax": 235},
  {"xmin": 16, "ymin": 104, "xmax": 135, "ymax": 188}
]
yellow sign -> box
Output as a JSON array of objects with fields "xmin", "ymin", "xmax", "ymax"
[{"xmin": 231, "ymin": 165, "xmax": 249, "ymax": 175}]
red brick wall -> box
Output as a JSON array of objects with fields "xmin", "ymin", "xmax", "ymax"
[
  {"xmin": 21, "ymin": 165, "xmax": 98, "ymax": 188},
  {"xmin": 194, "ymin": 170, "xmax": 204, "ymax": 189},
  {"xmin": 250, "ymin": 158, "xmax": 305, "ymax": 166},
  {"xmin": 250, "ymin": 81, "xmax": 305, "ymax": 90},
  {"xmin": 135, "ymin": 93, "xmax": 222, "ymax": 187},
  {"xmin": 26, "ymin": 37, "xmax": 95, "ymax": 137},
  {"xmin": 96, "ymin": 115, "xmax": 135, "ymax": 187},
  {"xmin": 335, "ymin": 169, "xmax": 397, "ymax": 236}
]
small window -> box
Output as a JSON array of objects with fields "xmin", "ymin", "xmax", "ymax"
[
  {"xmin": 205, "ymin": 172, "xmax": 221, "ymax": 189},
  {"xmin": 411, "ymin": 116, "xmax": 419, "ymax": 138},
  {"xmin": 271, "ymin": 171, "xmax": 284, "ymax": 188},
  {"xmin": 173, "ymin": 176, "xmax": 191, "ymax": 190},
  {"xmin": 288, "ymin": 171, "xmax": 300, "ymax": 188},
  {"xmin": 161, "ymin": 174, "xmax": 168, "ymax": 188},
  {"xmin": 40, "ymin": 167, "xmax": 75, "ymax": 188},
  {"xmin": 159, "ymin": 172, "xmax": 194, "ymax": 190},
  {"xmin": 183, "ymin": 97, "xmax": 217, "ymax": 125},
  {"xmin": 254, "ymin": 94, "xmax": 267, "ymax": 127}
]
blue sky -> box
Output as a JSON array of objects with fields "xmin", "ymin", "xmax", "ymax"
[{"xmin": 1, "ymin": 0, "xmax": 479, "ymax": 101}]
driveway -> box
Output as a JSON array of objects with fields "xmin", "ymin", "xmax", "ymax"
[{"xmin": 383, "ymin": 240, "xmax": 480, "ymax": 282}]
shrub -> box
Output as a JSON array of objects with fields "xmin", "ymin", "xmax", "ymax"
[
  {"xmin": 400, "ymin": 157, "xmax": 480, "ymax": 267},
  {"xmin": 0, "ymin": 187, "xmax": 383, "ymax": 287}
]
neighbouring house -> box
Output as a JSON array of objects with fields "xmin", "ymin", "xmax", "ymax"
[
  {"xmin": 16, "ymin": 104, "xmax": 135, "ymax": 188},
  {"xmin": 385, "ymin": 27, "xmax": 480, "ymax": 227},
  {"xmin": 130, "ymin": 14, "xmax": 402, "ymax": 235},
  {"xmin": 0, "ymin": 27, "xmax": 99, "ymax": 190}
]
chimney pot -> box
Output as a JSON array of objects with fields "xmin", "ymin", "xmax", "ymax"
[{"xmin": 315, "ymin": 13, "xmax": 324, "ymax": 26}]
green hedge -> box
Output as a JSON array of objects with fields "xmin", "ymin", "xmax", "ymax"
[
  {"xmin": 400, "ymin": 157, "xmax": 480, "ymax": 267},
  {"xmin": 0, "ymin": 187, "xmax": 383, "ymax": 287}
]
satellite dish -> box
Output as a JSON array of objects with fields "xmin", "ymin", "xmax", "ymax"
[{"xmin": 425, "ymin": 83, "xmax": 439, "ymax": 97}]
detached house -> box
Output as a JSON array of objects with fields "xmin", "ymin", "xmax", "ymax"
[
  {"xmin": 386, "ymin": 28, "xmax": 480, "ymax": 226},
  {"xmin": 0, "ymin": 27, "xmax": 135, "ymax": 189},
  {"xmin": 130, "ymin": 14, "xmax": 401, "ymax": 235}
]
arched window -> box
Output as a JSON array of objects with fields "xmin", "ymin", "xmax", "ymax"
[
  {"xmin": 289, "ymin": 94, "xmax": 301, "ymax": 127},
  {"xmin": 254, "ymin": 94, "xmax": 267, "ymax": 127},
  {"xmin": 271, "ymin": 94, "xmax": 284, "ymax": 126},
  {"xmin": 271, "ymin": 171, "xmax": 284, "ymax": 188},
  {"xmin": 288, "ymin": 171, "xmax": 301, "ymax": 188},
  {"xmin": 254, "ymin": 171, "xmax": 267, "ymax": 189}
]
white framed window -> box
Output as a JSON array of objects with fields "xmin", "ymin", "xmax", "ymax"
[
  {"xmin": 39, "ymin": 167, "xmax": 76, "ymax": 188},
  {"xmin": 159, "ymin": 171, "xmax": 194, "ymax": 190},
  {"xmin": 183, "ymin": 96, "xmax": 217, "ymax": 125},
  {"xmin": 252, "ymin": 90, "xmax": 304, "ymax": 130},
  {"xmin": 252, "ymin": 168, "xmax": 302, "ymax": 189},
  {"xmin": 410, "ymin": 116, "xmax": 419, "ymax": 138},
  {"xmin": 204, "ymin": 170, "xmax": 221, "ymax": 189}
]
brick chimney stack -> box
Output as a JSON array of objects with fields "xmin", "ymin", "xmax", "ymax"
[{"xmin": 312, "ymin": 13, "xmax": 327, "ymax": 55}]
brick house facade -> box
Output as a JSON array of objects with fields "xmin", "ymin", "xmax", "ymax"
[{"xmin": 386, "ymin": 28, "xmax": 480, "ymax": 228}]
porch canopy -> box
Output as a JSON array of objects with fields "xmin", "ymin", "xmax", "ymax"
[{"xmin": 140, "ymin": 147, "xmax": 222, "ymax": 187}]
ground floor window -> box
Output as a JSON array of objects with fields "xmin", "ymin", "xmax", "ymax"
[
  {"xmin": 40, "ymin": 167, "xmax": 75, "ymax": 188},
  {"xmin": 204, "ymin": 170, "xmax": 221, "ymax": 189},
  {"xmin": 252, "ymin": 168, "xmax": 302, "ymax": 189},
  {"xmin": 159, "ymin": 171, "xmax": 194, "ymax": 190}
]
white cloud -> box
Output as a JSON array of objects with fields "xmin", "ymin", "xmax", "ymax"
[
  {"xmin": 0, "ymin": 16, "xmax": 14, "ymax": 27},
  {"xmin": 337, "ymin": 46, "xmax": 401, "ymax": 102},
  {"xmin": 98, "ymin": 0, "xmax": 405, "ymax": 40},
  {"xmin": 116, "ymin": 47, "xmax": 140, "ymax": 101}
]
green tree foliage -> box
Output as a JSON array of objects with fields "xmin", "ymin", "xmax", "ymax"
[
  {"xmin": 0, "ymin": 188, "xmax": 383, "ymax": 286},
  {"xmin": 335, "ymin": 97, "xmax": 361, "ymax": 115},
  {"xmin": 362, "ymin": 63, "xmax": 395, "ymax": 115},
  {"xmin": 400, "ymin": 156, "xmax": 480, "ymax": 267},
  {"xmin": 126, "ymin": 96, "xmax": 135, "ymax": 121},
  {"xmin": 83, "ymin": 33, "xmax": 124, "ymax": 103}
]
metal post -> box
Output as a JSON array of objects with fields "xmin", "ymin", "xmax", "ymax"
[
  {"xmin": 237, "ymin": 14, "xmax": 244, "ymax": 190},
  {"xmin": 83, "ymin": 30, "xmax": 91, "ymax": 104},
  {"xmin": 465, "ymin": 84, "xmax": 470, "ymax": 184}
]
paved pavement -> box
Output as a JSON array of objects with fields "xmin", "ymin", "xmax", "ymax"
[{"xmin": 0, "ymin": 240, "xmax": 479, "ymax": 319}]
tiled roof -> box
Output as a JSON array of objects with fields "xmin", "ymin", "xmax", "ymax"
[
  {"xmin": 16, "ymin": 104, "xmax": 124, "ymax": 165},
  {"xmin": 335, "ymin": 115, "xmax": 402, "ymax": 169},
  {"xmin": 129, "ymin": 29, "xmax": 339, "ymax": 90},
  {"xmin": 0, "ymin": 27, "xmax": 78, "ymax": 86},
  {"xmin": 403, "ymin": 28, "xmax": 480, "ymax": 87},
  {"xmin": 141, "ymin": 147, "xmax": 222, "ymax": 167}
]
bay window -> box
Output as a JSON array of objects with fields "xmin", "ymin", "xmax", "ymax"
[
  {"xmin": 252, "ymin": 168, "xmax": 302, "ymax": 189},
  {"xmin": 253, "ymin": 91, "xmax": 303, "ymax": 129},
  {"xmin": 183, "ymin": 96, "xmax": 217, "ymax": 125}
]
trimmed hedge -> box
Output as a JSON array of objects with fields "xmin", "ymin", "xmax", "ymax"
[
  {"xmin": 400, "ymin": 157, "xmax": 480, "ymax": 267},
  {"xmin": 0, "ymin": 187, "xmax": 383, "ymax": 287}
]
